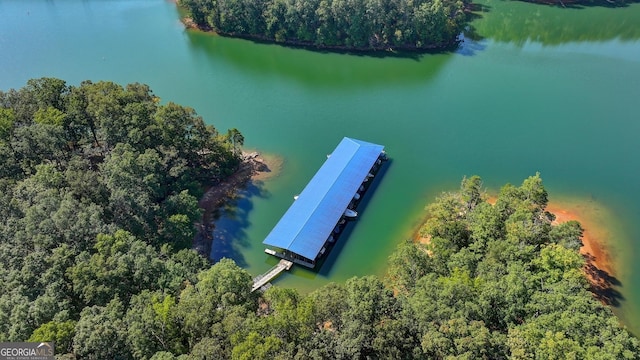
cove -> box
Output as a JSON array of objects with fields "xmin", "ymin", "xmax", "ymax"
[{"xmin": 1, "ymin": 0, "xmax": 639, "ymax": 335}]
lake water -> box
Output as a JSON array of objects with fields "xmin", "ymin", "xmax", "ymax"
[{"xmin": 1, "ymin": 0, "xmax": 639, "ymax": 334}]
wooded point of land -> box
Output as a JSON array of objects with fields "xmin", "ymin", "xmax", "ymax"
[
  {"xmin": 179, "ymin": 0, "xmax": 468, "ymax": 51},
  {"xmin": 0, "ymin": 80, "xmax": 637, "ymax": 359}
]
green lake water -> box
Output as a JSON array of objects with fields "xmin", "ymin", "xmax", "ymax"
[{"xmin": 1, "ymin": 0, "xmax": 640, "ymax": 334}]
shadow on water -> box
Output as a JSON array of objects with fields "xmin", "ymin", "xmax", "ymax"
[
  {"xmin": 210, "ymin": 180, "xmax": 271, "ymax": 267},
  {"xmin": 315, "ymin": 159, "xmax": 393, "ymax": 276},
  {"xmin": 454, "ymin": 4, "xmax": 491, "ymax": 56},
  {"xmin": 471, "ymin": 0, "xmax": 640, "ymax": 46},
  {"xmin": 456, "ymin": 33, "xmax": 489, "ymax": 56},
  {"xmin": 206, "ymin": 34, "xmax": 441, "ymax": 60},
  {"xmin": 583, "ymin": 253, "xmax": 625, "ymax": 307},
  {"xmin": 515, "ymin": 0, "xmax": 640, "ymax": 8},
  {"xmin": 185, "ymin": 31, "xmax": 454, "ymax": 89}
]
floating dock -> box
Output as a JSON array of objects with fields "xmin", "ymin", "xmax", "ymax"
[{"xmin": 262, "ymin": 137, "xmax": 387, "ymax": 268}]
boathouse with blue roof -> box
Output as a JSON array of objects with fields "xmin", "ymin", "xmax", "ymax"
[{"xmin": 262, "ymin": 137, "xmax": 386, "ymax": 268}]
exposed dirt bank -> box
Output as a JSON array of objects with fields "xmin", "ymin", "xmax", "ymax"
[
  {"xmin": 545, "ymin": 201, "xmax": 620, "ymax": 305},
  {"xmin": 192, "ymin": 152, "xmax": 280, "ymax": 257},
  {"xmin": 414, "ymin": 195, "xmax": 618, "ymax": 304}
]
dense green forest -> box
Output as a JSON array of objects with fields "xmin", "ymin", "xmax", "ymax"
[
  {"xmin": 0, "ymin": 78, "xmax": 242, "ymax": 356},
  {"xmin": 179, "ymin": 0, "xmax": 468, "ymax": 51},
  {"xmin": 1, "ymin": 79, "xmax": 638, "ymax": 359}
]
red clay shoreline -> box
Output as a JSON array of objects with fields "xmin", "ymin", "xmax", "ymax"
[
  {"xmin": 544, "ymin": 201, "xmax": 620, "ymax": 304},
  {"xmin": 546, "ymin": 202, "xmax": 613, "ymax": 275},
  {"xmin": 415, "ymin": 196, "xmax": 616, "ymax": 303}
]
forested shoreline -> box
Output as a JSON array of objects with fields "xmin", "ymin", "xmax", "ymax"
[
  {"xmin": 178, "ymin": 0, "xmax": 469, "ymax": 52},
  {"xmin": 0, "ymin": 78, "xmax": 244, "ymax": 356},
  {"xmin": 1, "ymin": 79, "xmax": 638, "ymax": 358}
]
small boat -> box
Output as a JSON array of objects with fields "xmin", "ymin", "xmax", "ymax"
[{"xmin": 343, "ymin": 209, "xmax": 358, "ymax": 218}]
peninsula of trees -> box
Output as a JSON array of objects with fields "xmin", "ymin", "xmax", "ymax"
[
  {"xmin": 179, "ymin": 0, "xmax": 468, "ymax": 51},
  {"xmin": 1, "ymin": 79, "xmax": 637, "ymax": 358}
]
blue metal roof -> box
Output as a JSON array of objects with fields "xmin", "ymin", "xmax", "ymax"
[{"xmin": 263, "ymin": 137, "xmax": 384, "ymax": 260}]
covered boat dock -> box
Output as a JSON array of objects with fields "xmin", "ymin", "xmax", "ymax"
[{"xmin": 262, "ymin": 137, "xmax": 386, "ymax": 268}]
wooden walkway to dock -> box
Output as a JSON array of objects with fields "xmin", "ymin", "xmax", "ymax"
[{"xmin": 251, "ymin": 259, "xmax": 293, "ymax": 292}]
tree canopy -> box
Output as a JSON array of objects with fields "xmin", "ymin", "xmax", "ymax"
[
  {"xmin": 0, "ymin": 78, "xmax": 241, "ymax": 354},
  {"xmin": 179, "ymin": 0, "xmax": 468, "ymax": 51},
  {"xmin": 1, "ymin": 79, "xmax": 636, "ymax": 358}
]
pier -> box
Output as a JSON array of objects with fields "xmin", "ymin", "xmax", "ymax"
[
  {"xmin": 263, "ymin": 137, "xmax": 387, "ymax": 268},
  {"xmin": 251, "ymin": 259, "xmax": 293, "ymax": 292}
]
